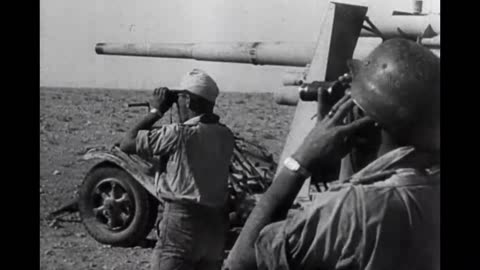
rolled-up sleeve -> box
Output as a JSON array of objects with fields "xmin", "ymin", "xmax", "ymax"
[
  {"xmin": 255, "ymin": 186, "xmax": 363, "ymax": 270},
  {"xmin": 136, "ymin": 125, "xmax": 180, "ymax": 159}
]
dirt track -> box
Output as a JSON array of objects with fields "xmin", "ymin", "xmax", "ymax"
[{"xmin": 40, "ymin": 87, "xmax": 295, "ymax": 270}]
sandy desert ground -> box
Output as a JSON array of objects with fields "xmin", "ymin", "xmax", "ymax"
[{"xmin": 40, "ymin": 86, "xmax": 295, "ymax": 270}]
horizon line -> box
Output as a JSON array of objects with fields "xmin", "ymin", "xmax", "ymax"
[{"xmin": 39, "ymin": 85, "xmax": 275, "ymax": 94}]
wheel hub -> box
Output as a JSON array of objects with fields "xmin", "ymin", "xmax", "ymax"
[{"xmin": 92, "ymin": 178, "xmax": 134, "ymax": 231}]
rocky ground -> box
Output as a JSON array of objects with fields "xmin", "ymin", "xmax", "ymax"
[{"xmin": 40, "ymin": 87, "xmax": 295, "ymax": 270}]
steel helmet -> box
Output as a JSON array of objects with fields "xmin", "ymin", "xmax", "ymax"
[{"xmin": 348, "ymin": 38, "xmax": 440, "ymax": 151}]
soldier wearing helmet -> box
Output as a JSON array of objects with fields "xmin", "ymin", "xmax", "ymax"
[
  {"xmin": 231, "ymin": 38, "xmax": 440, "ymax": 270},
  {"xmin": 120, "ymin": 69, "xmax": 235, "ymax": 270}
]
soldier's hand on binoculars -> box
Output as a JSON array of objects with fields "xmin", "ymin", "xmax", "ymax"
[
  {"xmin": 294, "ymin": 94, "xmax": 374, "ymax": 171},
  {"xmin": 151, "ymin": 87, "xmax": 175, "ymax": 113},
  {"xmin": 316, "ymin": 75, "xmax": 352, "ymax": 118}
]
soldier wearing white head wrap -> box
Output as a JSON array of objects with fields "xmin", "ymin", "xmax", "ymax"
[
  {"xmin": 178, "ymin": 68, "xmax": 219, "ymax": 104},
  {"xmin": 120, "ymin": 69, "xmax": 234, "ymax": 270}
]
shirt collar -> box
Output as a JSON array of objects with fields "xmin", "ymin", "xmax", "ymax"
[
  {"xmin": 183, "ymin": 113, "xmax": 220, "ymax": 126},
  {"xmin": 332, "ymin": 146, "xmax": 439, "ymax": 187},
  {"xmin": 352, "ymin": 146, "xmax": 416, "ymax": 179},
  {"xmin": 183, "ymin": 115, "xmax": 203, "ymax": 126}
]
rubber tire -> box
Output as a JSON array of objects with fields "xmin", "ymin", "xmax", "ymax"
[{"xmin": 78, "ymin": 165, "xmax": 158, "ymax": 247}]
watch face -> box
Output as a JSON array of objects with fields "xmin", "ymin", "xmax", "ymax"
[{"xmin": 285, "ymin": 158, "xmax": 300, "ymax": 171}]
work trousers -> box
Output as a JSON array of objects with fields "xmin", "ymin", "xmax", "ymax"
[{"xmin": 151, "ymin": 201, "xmax": 229, "ymax": 270}]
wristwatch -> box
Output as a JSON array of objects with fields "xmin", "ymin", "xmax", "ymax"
[
  {"xmin": 283, "ymin": 157, "xmax": 311, "ymax": 178},
  {"xmin": 150, "ymin": 108, "xmax": 162, "ymax": 116}
]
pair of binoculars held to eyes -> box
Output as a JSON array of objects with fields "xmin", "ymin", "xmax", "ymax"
[
  {"xmin": 162, "ymin": 89, "xmax": 186, "ymax": 103},
  {"xmin": 127, "ymin": 89, "xmax": 185, "ymax": 109},
  {"xmin": 298, "ymin": 79, "xmax": 351, "ymax": 107}
]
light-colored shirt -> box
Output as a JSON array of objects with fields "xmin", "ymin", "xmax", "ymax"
[
  {"xmin": 255, "ymin": 146, "xmax": 440, "ymax": 270},
  {"xmin": 136, "ymin": 114, "xmax": 235, "ymax": 208}
]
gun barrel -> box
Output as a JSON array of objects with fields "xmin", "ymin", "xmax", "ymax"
[
  {"xmin": 95, "ymin": 43, "xmax": 195, "ymax": 59},
  {"xmin": 95, "ymin": 38, "xmax": 439, "ymax": 67},
  {"xmin": 96, "ymin": 42, "xmax": 315, "ymax": 67}
]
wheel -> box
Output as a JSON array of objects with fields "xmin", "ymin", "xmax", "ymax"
[{"xmin": 78, "ymin": 165, "xmax": 158, "ymax": 247}]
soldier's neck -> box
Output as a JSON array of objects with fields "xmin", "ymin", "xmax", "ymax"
[
  {"xmin": 377, "ymin": 131, "xmax": 400, "ymax": 157},
  {"xmin": 178, "ymin": 109, "xmax": 199, "ymax": 123}
]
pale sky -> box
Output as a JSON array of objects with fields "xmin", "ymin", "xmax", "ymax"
[{"xmin": 40, "ymin": 0, "xmax": 439, "ymax": 92}]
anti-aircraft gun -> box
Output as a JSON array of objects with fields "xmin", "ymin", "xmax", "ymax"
[
  {"xmin": 94, "ymin": 1, "xmax": 439, "ymax": 187},
  {"xmin": 91, "ymin": 0, "xmax": 440, "ymax": 267}
]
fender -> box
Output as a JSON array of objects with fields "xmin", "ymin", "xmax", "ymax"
[{"xmin": 83, "ymin": 145, "xmax": 159, "ymax": 199}]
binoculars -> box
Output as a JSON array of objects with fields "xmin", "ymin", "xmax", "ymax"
[
  {"xmin": 164, "ymin": 89, "xmax": 186, "ymax": 103},
  {"xmin": 298, "ymin": 79, "xmax": 351, "ymax": 106},
  {"xmin": 127, "ymin": 89, "xmax": 185, "ymax": 109}
]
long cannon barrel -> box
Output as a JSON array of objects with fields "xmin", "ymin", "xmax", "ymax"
[
  {"xmin": 95, "ymin": 38, "xmax": 439, "ymax": 67},
  {"xmin": 95, "ymin": 10, "xmax": 439, "ymax": 67},
  {"xmin": 96, "ymin": 42, "xmax": 315, "ymax": 67}
]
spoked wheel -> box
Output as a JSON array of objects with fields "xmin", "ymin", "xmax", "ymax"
[
  {"xmin": 78, "ymin": 165, "xmax": 158, "ymax": 247},
  {"xmin": 91, "ymin": 178, "xmax": 134, "ymax": 231}
]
